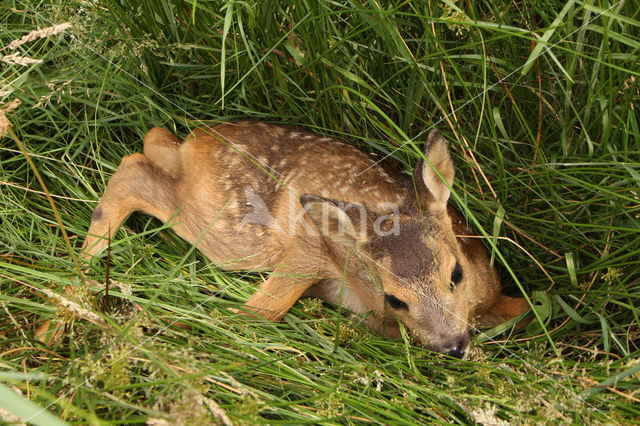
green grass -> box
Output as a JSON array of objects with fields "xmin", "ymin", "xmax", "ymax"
[{"xmin": 1, "ymin": 0, "xmax": 639, "ymax": 423}]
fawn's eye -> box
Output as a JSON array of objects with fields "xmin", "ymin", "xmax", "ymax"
[
  {"xmin": 385, "ymin": 294, "xmax": 408, "ymax": 310},
  {"xmin": 450, "ymin": 262, "xmax": 463, "ymax": 291}
]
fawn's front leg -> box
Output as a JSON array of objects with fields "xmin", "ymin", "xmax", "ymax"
[{"xmin": 238, "ymin": 242, "xmax": 321, "ymax": 321}]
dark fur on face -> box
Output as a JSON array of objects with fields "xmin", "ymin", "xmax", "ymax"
[{"xmin": 368, "ymin": 219, "xmax": 436, "ymax": 281}]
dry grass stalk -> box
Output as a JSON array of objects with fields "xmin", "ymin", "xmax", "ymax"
[
  {"xmin": 0, "ymin": 52, "xmax": 43, "ymax": 66},
  {"xmin": 203, "ymin": 398, "xmax": 232, "ymax": 426},
  {"xmin": 36, "ymin": 285, "xmax": 107, "ymax": 327},
  {"xmin": 4, "ymin": 22, "xmax": 72, "ymax": 51},
  {"xmin": 1, "ymin": 22, "xmax": 73, "ymax": 69},
  {"xmin": 0, "ymin": 98, "xmax": 21, "ymax": 138}
]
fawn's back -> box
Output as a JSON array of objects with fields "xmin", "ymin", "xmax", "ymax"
[{"xmin": 158, "ymin": 122, "xmax": 405, "ymax": 268}]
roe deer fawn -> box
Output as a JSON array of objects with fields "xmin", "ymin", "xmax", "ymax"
[{"xmin": 82, "ymin": 121, "xmax": 529, "ymax": 358}]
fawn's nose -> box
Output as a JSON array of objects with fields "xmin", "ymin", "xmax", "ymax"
[
  {"xmin": 445, "ymin": 342, "xmax": 467, "ymax": 359},
  {"xmin": 428, "ymin": 333, "xmax": 469, "ymax": 359}
]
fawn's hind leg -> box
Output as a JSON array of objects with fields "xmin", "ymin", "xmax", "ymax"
[
  {"xmin": 83, "ymin": 128, "xmax": 183, "ymax": 259},
  {"xmin": 143, "ymin": 127, "xmax": 182, "ymax": 178},
  {"xmin": 82, "ymin": 152, "xmax": 178, "ymax": 259}
]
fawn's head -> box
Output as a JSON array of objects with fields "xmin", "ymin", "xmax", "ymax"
[{"xmin": 301, "ymin": 130, "xmax": 491, "ymax": 358}]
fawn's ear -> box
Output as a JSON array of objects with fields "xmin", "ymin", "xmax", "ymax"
[
  {"xmin": 474, "ymin": 294, "xmax": 531, "ymax": 328},
  {"xmin": 414, "ymin": 129, "xmax": 455, "ymax": 210},
  {"xmin": 300, "ymin": 194, "xmax": 371, "ymax": 248}
]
